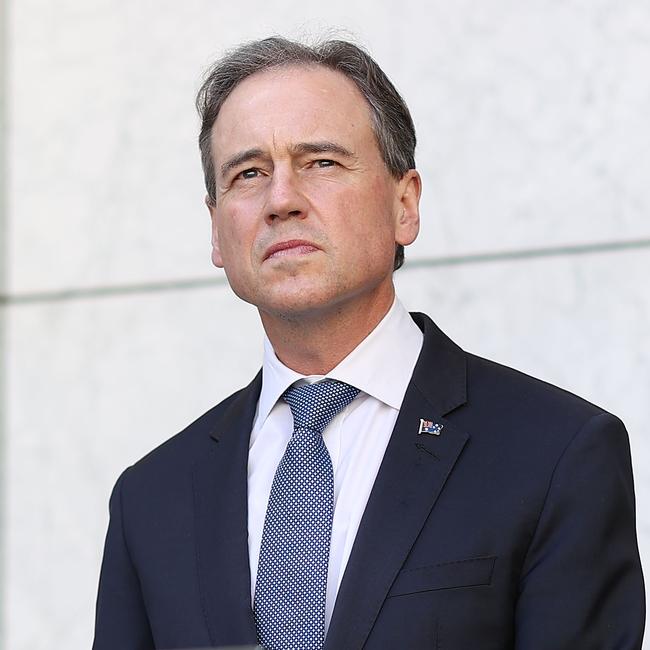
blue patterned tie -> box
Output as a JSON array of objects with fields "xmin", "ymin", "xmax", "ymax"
[{"xmin": 254, "ymin": 379, "xmax": 360, "ymax": 650}]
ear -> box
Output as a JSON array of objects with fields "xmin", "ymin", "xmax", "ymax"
[
  {"xmin": 394, "ymin": 170, "xmax": 421, "ymax": 246},
  {"xmin": 205, "ymin": 195, "xmax": 224, "ymax": 268}
]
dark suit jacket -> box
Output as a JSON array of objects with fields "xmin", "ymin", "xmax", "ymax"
[{"xmin": 93, "ymin": 313, "xmax": 645, "ymax": 649}]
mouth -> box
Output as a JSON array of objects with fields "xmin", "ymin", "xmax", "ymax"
[{"xmin": 263, "ymin": 239, "xmax": 320, "ymax": 261}]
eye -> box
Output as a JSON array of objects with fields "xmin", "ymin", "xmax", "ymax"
[
  {"xmin": 238, "ymin": 168, "xmax": 260, "ymax": 180},
  {"xmin": 314, "ymin": 159, "xmax": 337, "ymax": 168}
]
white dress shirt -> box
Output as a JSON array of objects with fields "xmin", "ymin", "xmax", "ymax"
[{"xmin": 247, "ymin": 298, "xmax": 423, "ymax": 630}]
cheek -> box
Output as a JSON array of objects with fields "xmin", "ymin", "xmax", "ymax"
[
  {"xmin": 337, "ymin": 182, "xmax": 396, "ymax": 243},
  {"xmin": 217, "ymin": 204, "xmax": 258, "ymax": 260}
]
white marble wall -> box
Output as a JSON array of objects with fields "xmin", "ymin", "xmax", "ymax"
[{"xmin": 3, "ymin": 1, "xmax": 649, "ymax": 647}]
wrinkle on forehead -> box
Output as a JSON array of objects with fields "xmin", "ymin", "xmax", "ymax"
[{"xmin": 211, "ymin": 65, "xmax": 377, "ymax": 166}]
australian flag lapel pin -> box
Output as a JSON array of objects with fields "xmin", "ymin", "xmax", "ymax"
[{"xmin": 418, "ymin": 419, "xmax": 443, "ymax": 436}]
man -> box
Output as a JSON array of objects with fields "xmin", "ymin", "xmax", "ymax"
[{"xmin": 93, "ymin": 37, "xmax": 645, "ymax": 649}]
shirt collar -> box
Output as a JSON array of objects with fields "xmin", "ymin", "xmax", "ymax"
[{"xmin": 256, "ymin": 297, "xmax": 424, "ymax": 426}]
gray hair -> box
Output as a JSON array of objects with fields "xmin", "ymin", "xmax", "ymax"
[{"xmin": 196, "ymin": 36, "xmax": 417, "ymax": 270}]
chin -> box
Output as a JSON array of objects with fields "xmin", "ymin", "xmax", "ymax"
[{"xmin": 257, "ymin": 285, "xmax": 343, "ymax": 321}]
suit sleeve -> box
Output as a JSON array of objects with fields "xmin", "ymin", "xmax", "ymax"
[
  {"xmin": 515, "ymin": 412, "xmax": 645, "ymax": 649},
  {"xmin": 93, "ymin": 467, "xmax": 155, "ymax": 650}
]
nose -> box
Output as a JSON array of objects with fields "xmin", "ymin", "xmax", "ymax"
[{"xmin": 264, "ymin": 169, "xmax": 308, "ymax": 223}]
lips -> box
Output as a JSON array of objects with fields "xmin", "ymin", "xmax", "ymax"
[{"xmin": 264, "ymin": 239, "xmax": 320, "ymax": 260}]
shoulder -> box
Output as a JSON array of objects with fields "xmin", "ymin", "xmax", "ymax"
[
  {"xmin": 117, "ymin": 373, "xmax": 260, "ymax": 487},
  {"xmin": 412, "ymin": 310, "xmax": 614, "ymax": 433},
  {"xmin": 457, "ymin": 351, "xmax": 630, "ymax": 472},
  {"xmin": 465, "ymin": 351, "xmax": 606, "ymax": 422}
]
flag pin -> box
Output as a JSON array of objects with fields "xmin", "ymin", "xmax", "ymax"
[{"xmin": 418, "ymin": 419, "xmax": 443, "ymax": 436}]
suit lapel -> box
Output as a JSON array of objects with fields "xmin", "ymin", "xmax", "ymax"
[
  {"xmin": 192, "ymin": 372, "xmax": 261, "ymax": 647},
  {"xmin": 325, "ymin": 313, "xmax": 470, "ymax": 650}
]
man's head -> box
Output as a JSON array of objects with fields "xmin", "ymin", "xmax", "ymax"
[
  {"xmin": 196, "ymin": 37, "xmax": 418, "ymax": 271},
  {"xmin": 196, "ymin": 38, "xmax": 421, "ymax": 326}
]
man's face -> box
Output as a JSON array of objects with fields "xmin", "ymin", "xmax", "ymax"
[{"xmin": 207, "ymin": 65, "xmax": 420, "ymax": 322}]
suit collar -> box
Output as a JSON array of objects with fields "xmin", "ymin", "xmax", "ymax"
[
  {"xmin": 325, "ymin": 312, "xmax": 470, "ymax": 649},
  {"xmin": 409, "ymin": 311, "xmax": 467, "ymax": 416},
  {"xmin": 208, "ymin": 370, "xmax": 262, "ymax": 443},
  {"xmin": 194, "ymin": 371, "xmax": 261, "ymax": 647}
]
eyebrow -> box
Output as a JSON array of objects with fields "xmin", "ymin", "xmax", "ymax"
[
  {"xmin": 219, "ymin": 141, "xmax": 355, "ymax": 178},
  {"xmin": 220, "ymin": 148, "xmax": 265, "ymax": 178},
  {"xmin": 289, "ymin": 141, "xmax": 355, "ymax": 159}
]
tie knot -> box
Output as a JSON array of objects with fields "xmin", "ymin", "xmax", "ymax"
[{"xmin": 282, "ymin": 379, "xmax": 360, "ymax": 434}]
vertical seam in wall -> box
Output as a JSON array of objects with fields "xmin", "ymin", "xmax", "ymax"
[{"xmin": 0, "ymin": 0, "xmax": 8, "ymax": 646}]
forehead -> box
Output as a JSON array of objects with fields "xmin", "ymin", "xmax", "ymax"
[{"xmin": 211, "ymin": 65, "xmax": 377, "ymax": 161}]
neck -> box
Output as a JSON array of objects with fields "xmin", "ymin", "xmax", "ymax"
[{"xmin": 260, "ymin": 288, "xmax": 395, "ymax": 375}]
